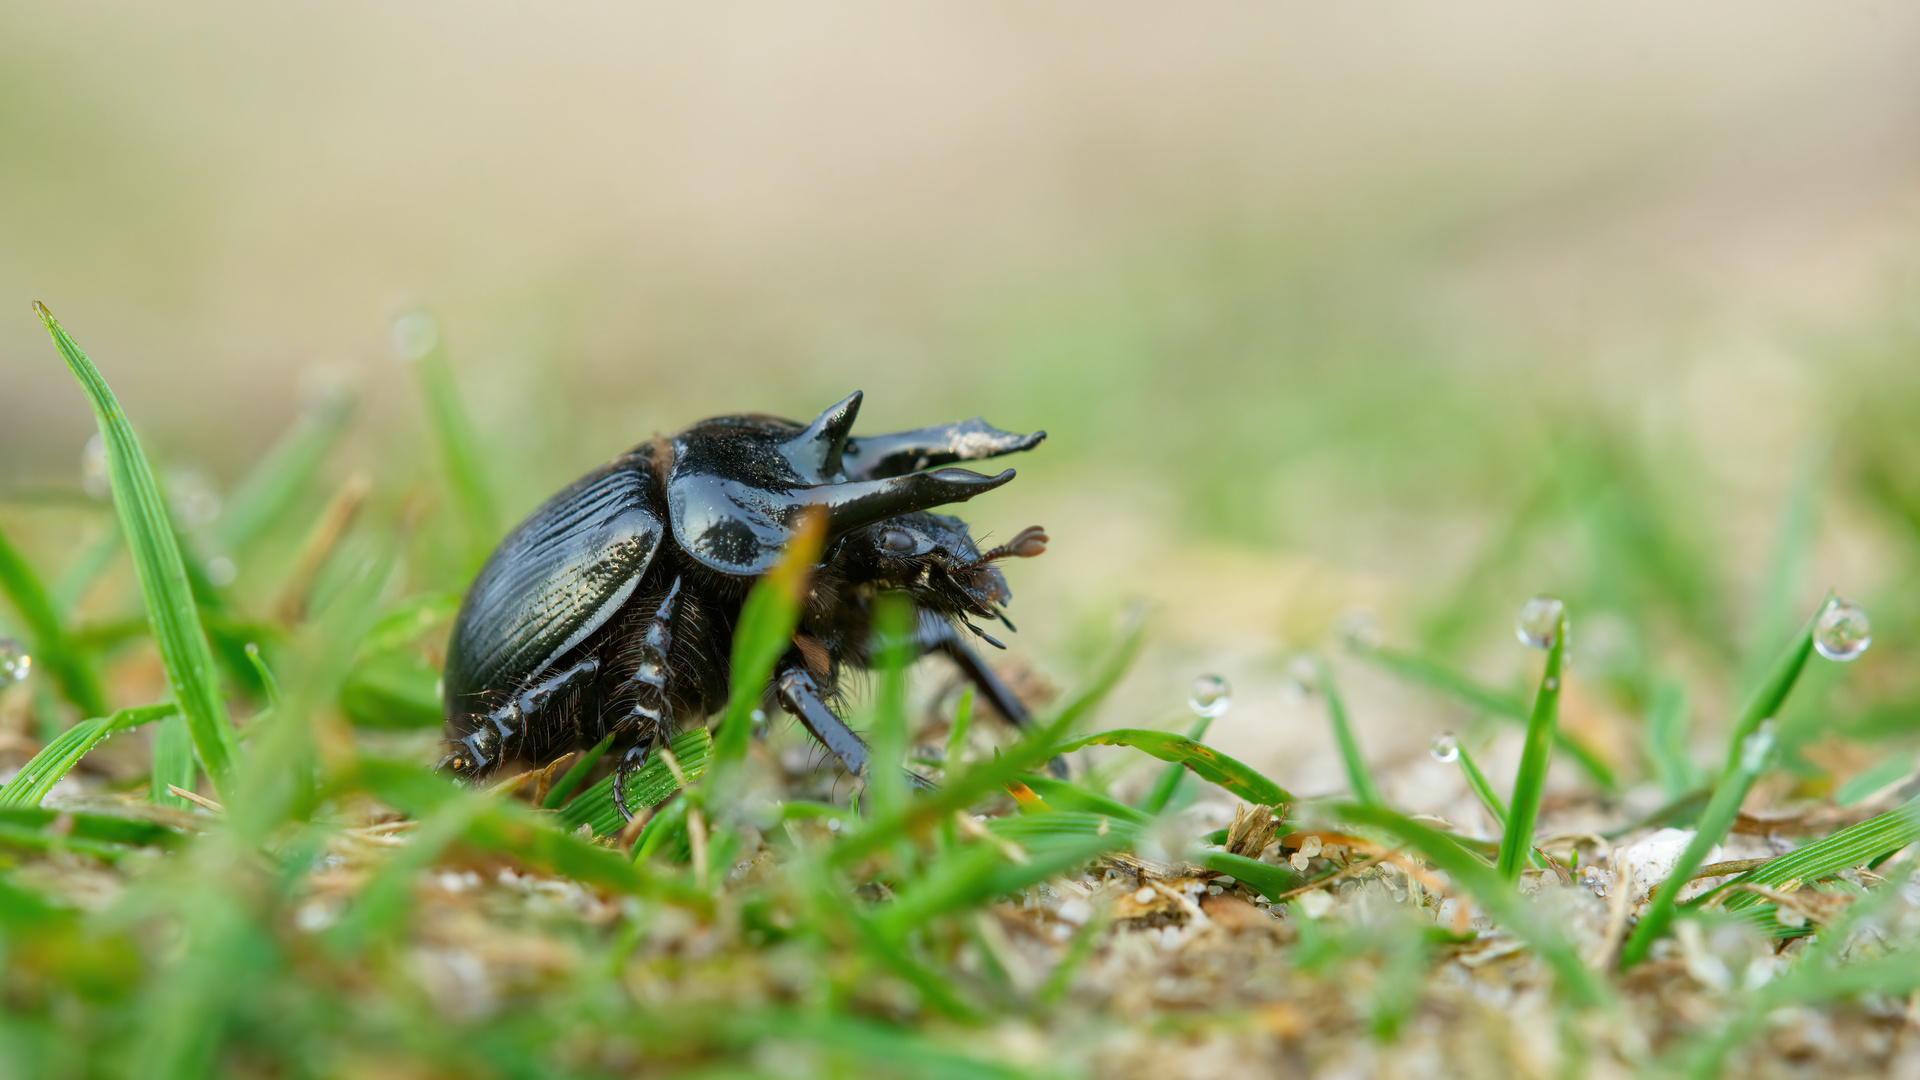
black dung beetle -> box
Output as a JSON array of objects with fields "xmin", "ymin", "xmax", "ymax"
[{"xmin": 440, "ymin": 392, "xmax": 1049, "ymax": 817}]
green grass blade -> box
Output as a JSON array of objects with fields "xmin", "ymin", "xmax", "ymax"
[
  {"xmin": 1496, "ymin": 608, "xmax": 1566, "ymax": 879},
  {"xmin": 1703, "ymin": 795, "xmax": 1920, "ymax": 913},
  {"xmin": 1620, "ymin": 604, "xmax": 1820, "ymax": 968},
  {"xmin": 149, "ymin": 714, "xmax": 196, "ymax": 810},
  {"xmin": 556, "ymin": 728, "xmax": 712, "ymax": 838},
  {"xmin": 1335, "ymin": 803, "xmax": 1611, "ymax": 1008},
  {"xmin": 944, "ymin": 685, "xmax": 974, "ymax": 773},
  {"xmin": 867, "ymin": 593, "xmax": 916, "ymax": 819},
  {"xmin": 1059, "ymin": 729, "xmax": 1293, "ymax": 806},
  {"xmin": 50, "ymin": 520, "xmax": 121, "ymax": 617},
  {"xmin": 1741, "ymin": 445, "xmax": 1825, "ymax": 696},
  {"xmin": 1645, "ymin": 679, "xmax": 1697, "ymax": 800},
  {"xmin": 1360, "ymin": 642, "xmax": 1616, "ymax": 790},
  {"xmin": 1203, "ymin": 850, "xmax": 1303, "ymax": 901},
  {"xmin": 1318, "ymin": 655, "xmax": 1382, "ymax": 805},
  {"xmin": 542, "ymin": 733, "xmax": 614, "ymax": 809},
  {"xmin": 0, "ymin": 703, "xmax": 175, "ymax": 808},
  {"xmin": 36, "ymin": 304, "xmax": 242, "ymax": 797},
  {"xmin": 213, "ymin": 386, "xmax": 354, "ymax": 554},
  {"xmin": 0, "ymin": 522, "xmax": 106, "ymax": 717},
  {"xmin": 1454, "ymin": 743, "xmax": 1508, "ymax": 828},
  {"xmin": 831, "ymin": 616, "xmax": 1145, "ymax": 868},
  {"xmin": 393, "ymin": 311, "xmax": 498, "ymax": 565},
  {"xmin": 709, "ymin": 513, "xmax": 822, "ymax": 785},
  {"xmin": 1137, "ymin": 714, "xmax": 1211, "ymax": 814},
  {"xmin": 1016, "ymin": 774, "xmax": 1151, "ymax": 824}
]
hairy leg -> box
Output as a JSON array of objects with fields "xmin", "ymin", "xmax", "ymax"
[{"xmin": 443, "ymin": 656, "xmax": 601, "ymax": 776}]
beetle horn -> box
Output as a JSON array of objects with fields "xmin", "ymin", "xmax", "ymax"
[
  {"xmin": 839, "ymin": 417, "xmax": 1045, "ymax": 481},
  {"xmin": 781, "ymin": 391, "xmax": 863, "ymax": 481},
  {"xmin": 805, "ymin": 467, "xmax": 1016, "ymax": 536}
]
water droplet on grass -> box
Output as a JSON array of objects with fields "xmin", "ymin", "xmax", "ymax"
[
  {"xmin": 390, "ymin": 310, "xmax": 441, "ymax": 363},
  {"xmin": 206, "ymin": 556, "xmax": 238, "ymax": 587},
  {"xmin": 1281, "ymin": 656, "xmax": 1318, "ymax": 702},
  {"xmin": 1188, "ymin": 675, "xmax": 1231, "ymax": 719},
  {"xmin": 1813, "ymin": 599, "xmax": 1871, "ymax": 662},
  {"xmin": 1740, "ymin": 719, "xmax": 1778, "ymax": 774},
  {"xmin": 1337, "ymin": 610, "xmax": 1382, "ymax": 652},
  {"xmin": 1430, "ymin": 732, "xmax": 1459, "ymax": 764},
  {"xmin": 1515, "ymin": 596, "xmax": 1565, "ymax": 650},
  {"xmin": 0, "ymin": 639, "xmax": 30, "ymax": 686},
  {"xmin": 81, "ymin": 434, "xmax": 110, "ymax": 500}
]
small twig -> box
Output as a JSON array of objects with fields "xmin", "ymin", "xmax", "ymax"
[
  {"xmin": 659, "ymin": 747, "xmax": 688, "ymax": 788},
  {"xmin": 166, "ymin": 784, "xmax": 225, "ymax": 815},
  {"xmin": 275, "ymin": 473, "xmax": 371, "ymax": 624},
  {"xmin": 954, "ymin": 811, "xmax": 1029, "ymax": 864},
  {"xmin": 619, "ymin": 804, "xmax": 654, "ymax": 850}
]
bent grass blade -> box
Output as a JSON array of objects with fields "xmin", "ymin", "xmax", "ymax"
[
  {"xmin": 36, "ymin": 305, "xmax": 242, "ymax": 797},
  {"xmin": 0, "ymin": 704, "xmax": 177, "ymax": 809}
]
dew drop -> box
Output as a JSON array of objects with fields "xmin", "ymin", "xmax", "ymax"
[
  {"xmin": 390, "ymin": 310, "xmax": 441, "ymax": 363},
  {"xmin": 1515, "ymin": 596, "xmax": 1565, "ymax": 650},
  {"xmin": 1281, "ymin": 656, "xmax": 1318, "ymax": 702},
  {"xmin": 1813, "ymin": 599, "xmax": 1871, "ymax": 662},
  {"xmin": 1430, "ymin": 732, "xmax": 1460, "ymax": 764},
  {"xmin": 1337, "ymin": 610, "xmax": 1382, "ymax": 652},
  {"xmin": 81, "ymin": 434, "xmax": 111, "ymax": 500},
  {"xmin": 206, "ymin": 556, "xmax": 238, "ymax": 587},
  {"xmin": 1740, "ymin": 719, "xmax": 1778, "ymax": 774},
  {"xmin": 167, "ymin": 466, "xmax": 223, "ymax": 529},
  {"xmin": 0, "ymin": 639, "xmax": 30, "ymax": 686},
  {"xmin": 1188, "ymin": 674, "xmax": 1232, "ymax": 719}
]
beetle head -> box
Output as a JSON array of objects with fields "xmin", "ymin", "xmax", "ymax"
[
  {"xmin": 667, "ymin": 392, "xmax": 1046, "ymax": 578},
  {"xmin": 850, "ymin": 512, "xmax": 1047, "ymax": 640}
]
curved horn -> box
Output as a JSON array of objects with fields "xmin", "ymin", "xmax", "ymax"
[
  {"xmin": 806, "ymin": 467, "xmax": 1016, "ymax": 536},
  {"xmin": 780, "ymin": 391, "xmax": 863, "ymax": 481},
  {"xmin": 839, "ymin": 417, "xmax": 1045, "ymax": 481}
]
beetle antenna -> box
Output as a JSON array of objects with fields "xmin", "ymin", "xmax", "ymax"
[
  {"xmin": 971, "ymin": 525, "xmax": 1048, "ymax": 567},
  {"xmin": 997, "ymin": 611, "xmax": 1018, "ymax": 633}
]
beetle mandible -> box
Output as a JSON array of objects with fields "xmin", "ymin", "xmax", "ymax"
[{"xmin": 439, "ymin": 391, "xmax": 1049, "ymax": 817}]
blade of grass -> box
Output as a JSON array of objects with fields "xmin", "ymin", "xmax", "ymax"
[
  {"xmin": 150, "ymin": 715, "xmax": 196, "ymax": 810},
  {"xmin": 1620, "ymin": 603, "xmax": 1821, "ymax": 969},
  {"xmin": 1645, "ymin": 679, "xmax": 1697, "ymax": 800},
  {"xmin": 1318, "ymin": 655, "xmax": 1382, "ymax": 805},
  {"xmin": 556, "ymin": 728, "xmax": 712, "ymax": 838},
  {"xmin": 0, "ymin": 522, "xmax": 106, "ymax": 716},
  {"xmin": 867, "ymin": 593, "xmax": 916, "ymax": 819},
  {"xmin": 943, "ymin": 685, "xmax": 974, "ymax": 774},
  {"xmin": 1137, "ymin": 713, "xmax": 1212, "ymax": 815},
  {"xmin": 1202, "ymin": 850, "xmax": 1304, "ymax": 902},
  {"xmin": 0, "ymin": 703, "xmax": 176, "ymax": 808},
  {"xmin": 36, "ymin": 304, "xmax": 242, "ymax": 797},
  {"xmin": 1359, "ymin": 642, "xmax": 1615, "ymax": 790},
  {"xmin": 541, "ymin": 734, "xmax": 614, "ymax": 809},
  {"xmin": 1741, "ymin": 444, "xmax": 1826, "ymax": 697},
  {"xmin": 1700, "ymin": 795, "xmax": 1920, "ymax": 912},
  {"xmin": 1335, "ymin": 803, "xmax": 1610, "ymax": 1008},
  {"xmin": 213, "ymin": 385, "xmax": 354, "ymax": 554},
  {"xmin": 709, "ymin": 510, "xmax": 824, "ymax": 787},
  {"xmin": 50, "ymin": 519, "xmax": 119, "ymax": 619},
  {"xmin": 392, "ymin": 310, "xmax": 498, "ymax": 566},
  {"xmin": 1497, "ymin": 608, "xmax": 1566, "ymax": 879},
  {"xmin": 830, "ymin": 615, "xmax": 1145, "ymax": 868},
  {"xmin": 1454, "ymin": 742, "xmax": 1508, "ymax": 829},
  {"xmin": 1059, "ymin": 729, "xmax": 1293, "ymax": 807}
]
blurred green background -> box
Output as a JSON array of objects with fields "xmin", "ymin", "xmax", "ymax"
[{"xmin": 5, "ymin": 1, "xmax": 1920, "ymax": 809}]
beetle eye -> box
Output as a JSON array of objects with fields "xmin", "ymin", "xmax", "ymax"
[{"xmin": 880, "ymin": 528, "xmax": 916, "ymax": 554}]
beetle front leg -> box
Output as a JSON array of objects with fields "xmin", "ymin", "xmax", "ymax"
[
  {"xmin": 774, "ymin": 664, "xmax": 869, "ymax": 777},
  {"xmin": 447, "ymin": 657, "xmax": 601, "ymax": 777},
  {"xmin": 918, "ymin": 614, "xmax": 1068, "ymax": 778}
]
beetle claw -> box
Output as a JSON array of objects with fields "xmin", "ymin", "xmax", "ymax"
[{"xmin": 612, "ymin": 743, "xmax": 651, "ymax": 823}]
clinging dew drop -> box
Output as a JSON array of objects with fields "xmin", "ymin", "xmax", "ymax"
[
  {"xmin": 1430, "ymin": 732, "xmax": 1460, "ymax": 764},
  {"xmin": 1281, "ymin": 656, "xmax": 1318, "ymax": 702},
  {"xmin": 1189, "ymin": 674, "xmax": 1232, "ymax": 719},
  {"xmin": 1813, "ymin": 599, "xmax": 1871, "ymax": 662},
  {"xmin": 1515, "ymin": 596, "xmax": 1565, "ymax": 650},
  {"xmin": 0, "ymin": 639, "xmax": 30, "ymax": 686}
]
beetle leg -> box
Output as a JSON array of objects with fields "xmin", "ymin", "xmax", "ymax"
[
  {"xmin": 774, "ymin": 664, "xmax": 870, "ymax": 777},
  {"xmin": 468, "ymin": 657, "xmax": 602, "ymax": 766},
  {"xmin": 617, "ymin": 576, "xmax": 684, "ymax": 745},
  {"xmin": 612, "ymin": 742, "xmax": 650, "ymax": 823},
  {"xmin": 919, "ymin": 614, "xmax": 1068, "ymax": 778}
]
